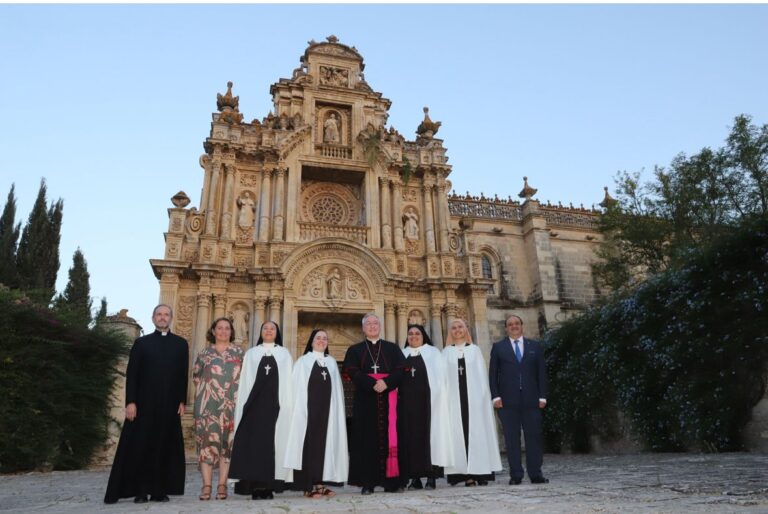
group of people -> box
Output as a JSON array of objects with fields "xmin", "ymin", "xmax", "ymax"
[{"xmin": 104, "ymin": 305, "xmax": 548, "ymax": 504}]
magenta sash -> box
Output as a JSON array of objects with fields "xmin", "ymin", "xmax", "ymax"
[{"xmin": 370, "ymin": 373, "xmax": 399, "ymax": 478}]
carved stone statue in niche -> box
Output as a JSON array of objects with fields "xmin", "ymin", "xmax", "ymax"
[
  {"xmin": 230, "ymin": 307, "xmax": 250, "ymax": 345},
  {"xmin": 326, "ymin": 267, "xmax": 343, "ymax": 299},
  {"xmin": 237, "ymin": 191, "xmax": 255, "ymax": 228},
  {"xmin": 323, "ymin": 113, "xmax": 340, "ymax": 143},
  {"xmin": 403, "ymin": 207, "xmax": 420, "ymax": 240}
]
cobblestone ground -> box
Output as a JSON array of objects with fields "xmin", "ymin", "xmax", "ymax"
[{"xmin": 1, "ymin": 453, "xmax": 766, "ymax": 513}]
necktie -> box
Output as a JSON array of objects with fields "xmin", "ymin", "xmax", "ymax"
[{"xmin": 514, "ymin": 340, "xmax": 522, "ymax": 362}]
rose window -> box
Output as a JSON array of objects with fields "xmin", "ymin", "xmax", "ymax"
[{"xmin": 311, "ymin": 195, "xmax": 346, "ymax": 224}]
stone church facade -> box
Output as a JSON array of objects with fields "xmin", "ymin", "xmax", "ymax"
[{"xmin": 150, "ymin": 36, "xmax": 606, "ymax": 405}]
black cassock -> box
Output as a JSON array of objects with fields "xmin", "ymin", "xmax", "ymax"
[
  {"xmin": 292, "ymin": 362, "xmax": 333, "ymax": 491},
  {"xmin": 104, "ymin": 331, "xmax": 188, "ymax": 503},
  {"xmin": 398, "ymin": 354, "xmax": 440, "ymax": 480},
  {"xmin": 229, "ymin": 355, "xmax": 281, "ymax": 493},
  {"xmin": 343, "ymin": 339, "xmax": 404, "ymax": 489}
]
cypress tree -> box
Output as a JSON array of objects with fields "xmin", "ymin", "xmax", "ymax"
[
  {"xmin": 55, "ymin": 248, "xmax": 93, "ymax": 328},
  {"xmin": 96, "ymin": 297, "xmax": 108, "ymax": 322},
  {"xmin": 0, "ymin": 184, "xmax": 21, "ymax": 288},
  {"xmin": 16, "ymin": 179, "xmax": 63, "ymax": 303}
]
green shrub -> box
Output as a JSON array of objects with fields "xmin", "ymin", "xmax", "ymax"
[
  {"xmin": 544, "ymin": 217, "xmax": 768, "ymax": 452},
  {"xmin": 0, "ymin": 290, "xmax": 128, "ymax": 472}
]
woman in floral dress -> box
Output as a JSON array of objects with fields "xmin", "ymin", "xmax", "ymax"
[{"xmin": 193, "ymin": 317, "xmax": 244, "ymax": 500}]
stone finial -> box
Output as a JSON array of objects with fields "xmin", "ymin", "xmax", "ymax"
[
  {"xmin": 416, "ymin": 106, "xmax": 441, "ymax": 138},
  {"xmin": 518, "ymin": 176, "xmax": 538, "ymax": 200},
  {"xmin": 216, "ymin": 81, "xmax": 240, "ymax": 112},
  {"xmin": 171, "ymin": 191, "xmax": 191, "ymax": 208},
  {"xmin": 599, "ymin": 186, "xmax": 618, "ymax": 208},
  {"xmin": 326, "ymin": 35, "xmax": 339, "ymax": 44}
]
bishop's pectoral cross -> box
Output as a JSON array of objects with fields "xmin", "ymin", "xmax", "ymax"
[
  {"xmin": 410, "ymin": 367, "xmax": 416, "ymax": 378},
  {"xmin": 264, "ymin": 364, "xmax": 272, "ymax": 375},
  {"xmin": 371, "ymin": 363, "xmax": 380, "ymax": 374},
  {"xmin": 321, "ymin": 370, "xmax": 328, "ymax": 381},
  {"xmin": 458, "ymin": 365, "xmax": 464, "ymax": 376}
]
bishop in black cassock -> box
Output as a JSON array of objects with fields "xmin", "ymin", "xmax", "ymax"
[
  {"xmin": 342, "ymin": 313, "xmax": 405, "ymax": 494},
  {"xmin": 104, "ymin": 305, "xmax": 188, "ymax": 504}
]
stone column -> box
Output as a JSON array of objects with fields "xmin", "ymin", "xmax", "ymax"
[
  {"xmin": 467, "ymin": 285, "xmax": 491, "ymax": 356},
  {"xmin": 199, "ymin": 155, "xmax": 212, "ymax": 211},
  {"xmin": 219, "ymin": 163, "xmax": 235, "ymax": 239},
  {"xmin": 379, "ymin": 177, "xmax": 392, "ymax": 249},
  {"xmin": 205, "ymin": 162, "xmax": 220, "ymax": 236},
  {"xmin": 384, "ymin": 302, "xmax": 397, "ymax": 342},
  {"xmin": 258, "ymin": 168, "xmax": 273, "ymax": 242},
  {"xmin": 191, "ymin": 292, "xmax": 211, "ymax": 401},
  {"xmin": 272, "ymin": 168, "xmax": 286, "ymax": 241},
  {"xmin": 250, "ymin": 296, "xmax": 268, "ymax": 347},
  {"xmin": 213, "ymin": 294, "xmax": 227, "ymax": 319},
  {"xmin": 268, "ymin": 296, "xmax": 282, "ymax": 326},
  {"xmin": 423, "ymin": 184, "xmax": 437, "ymax": 253},
  {"xmin": 436, "ymin": 181, "xmax": 450, "ymax": 252},
  {"xmin": 445, "ymin": 303, "xmax": 459, "ymax": 328},
  {"xmin": 429, "ymin": 305, "xmax": 444, "ymax": 348},
  {"xmin": 396, "ymin": 302, "xmax": 409, "ymax": 346},
  {"xmin": 392, "ymin": 181, "xmax": 405, "ymax": 251},
  {"xmin": 158, "ymin": 271, "xmax": 180, "ymax": 310}
]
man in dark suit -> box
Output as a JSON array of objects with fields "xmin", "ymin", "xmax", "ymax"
[{"xmin": 489, "ymin": 314, "xmax": 548, "ymax": 485}]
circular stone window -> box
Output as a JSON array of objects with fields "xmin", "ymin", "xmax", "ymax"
[{"xmin": 311, "ymin": 195, "xmax": 346, "ymax": 224}]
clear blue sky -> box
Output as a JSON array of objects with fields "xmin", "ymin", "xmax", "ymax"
[{"xmin": 1, "ymin": 4, "xmax": 766, "ymax": 333}]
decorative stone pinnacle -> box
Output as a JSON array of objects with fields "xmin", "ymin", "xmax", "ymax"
[
  {"xmin": 518, "ymin": 176, "xmax": 538, "ymax": 200},
  {"xmin": 416, "ymin": 106, "xmax": 441, "ymax": 138},
  {"xmin": 171, "ymin": 191, "xmax": 191, "ymax": 208},
  {"xmin": 327, "ymin": 35, "xmax": 339, "ymax": 44},
  {"xmin": 599, "ymin": 186, "xmax": 618, "ymax": 208},
  {"xmin": 216, "ymin": 81, "xmax": 240, "ymax": 112}
]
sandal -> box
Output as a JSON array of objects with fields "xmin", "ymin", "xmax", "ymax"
[
  {"xmin": 216, "ymin": 484, "xmax": 228, "ymax": 500},
  {"xmin": 465, "ymin": 479, "xmax": 477, "ymax": 487},
  {"xmin": 318, "ymin": 486, "xmax": 336, "ymax": 497},
  {"xmin": 199, "ymin": 484, "xmax": 212, "ymax": 500},
  {"xmin": 303, "ymin": 490, "xmax": 323, "ymax": 499}
]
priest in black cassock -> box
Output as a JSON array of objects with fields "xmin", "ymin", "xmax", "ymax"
[
  {"xmin": 104, "ymin": 304, "xmax": 188, "ymax": 504},
  {"xmin": 343, "ymin": 312, "xmax": 405, "ymax": 495}
]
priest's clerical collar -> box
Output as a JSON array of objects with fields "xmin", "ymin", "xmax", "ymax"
[
  {"xmin": 156, "ymin": 330, "xmax": 169, "ymax": 336},
  {"xmin": 366, "ymin": 338, "xmax": 379, "ymax": 345}
]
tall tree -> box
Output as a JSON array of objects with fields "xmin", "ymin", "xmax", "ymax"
[
  {"xmin": 96, "ymin": 297, "xmax": 108, "ymax": 323},
  {"xmin": 594, "ymin": 114, "xmax": 768, "ymax": 291},
  {"xmin": 16, "ymin": 179, "xmax": 63, "ymax": 303},
  {"xmin": 55, "ymin": 248, "xmax": 93, "ymax": 328},
  {"xmin": 0, "ymin": 184, "xmax": 21, "ymax": 287}
]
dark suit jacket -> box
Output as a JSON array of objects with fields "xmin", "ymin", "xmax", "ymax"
[{"xmin": 489, "ymin": 337, "xmax": 547, "ymax": 409}]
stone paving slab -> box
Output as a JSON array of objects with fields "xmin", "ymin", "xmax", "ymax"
[{"xmin": 1, "ymin": 453, "xmax": 766, "ymax": 513}]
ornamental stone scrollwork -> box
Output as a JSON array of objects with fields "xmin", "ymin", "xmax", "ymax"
[
  {"xmin": 429, "ymin": 305, "xmax": 443, "ymax": 318},
  {"xmin": 384, "ymin": 302, "xmax": 397, "ymax": 315},
  {"xmin": 236, "ymin": 226, "xmax": 253, "ymax": 245},
  {"xmin": 258, "ymin": 253, "xmax": 268, "ymax": 266},
  {"xmin": 197, "ymin": 292, "xmax": 212, "ymax": 308},
  {"xmin": 273, "ymin": 250, "xmax": 288, "ymax": 267},
  {"xmin": 319, "ymin": 65, "xmax": 349, "ymax": 88},
  {"xmin": 168, "ymin": 242, "xmax": 179, "ymax": 258},
  {"xmin": 298, "ymin": 263, "xmax": 371, "ymax": 303},
  {"xmin": 184, "ymin": 249, "xmax": 199, "ymax": 263},
  {"xmin": 218, "ymin": 246, "xmax": 230, "ymax": 261},
  {"xmin": 239, "ymin": 173, "xmax": 260, "ymax": 188},
  {"xmin": 186, "ymin": 211, "xmax": 204, "ymax": 236},
  {"xmin": 175, "ymin": 295, "xmax": 196, "ymax": 342},
  {"xmin": 449, "ymin": 233, "xmax": 461, "ymax": 253},
  {"xmin": 202, "ymin": 244, "xmax": 214, "ymax": 262},
  {"xmin": 402, "ymin": 188, "xmax": 418, "ymax": 202},
  {"xmin": 301, "ymin": 182, "xmax": 361, "ymax": 226},
  {"xmin": 444, "ymin": 303, "xmax": 459, "ymax": 319},
  {"xmin": 405, "ymin": 238, "xmax": 421, "ymax": 255},
  {"xmin": 171, "ymin": 217, "xmax": 183, "ymax": 233},
  {"xmin": 428, "ymin": 258, "xmax": 439, "ymax": 275},
  {"xmin": 443, "ymin": 259, "xmax": 453, "ymax": 276},
  {"xmin": 234, "ymin": 251, "xmax": 250, "ymax": 268}
]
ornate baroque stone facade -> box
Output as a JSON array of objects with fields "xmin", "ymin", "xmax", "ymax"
[{"xmin": 150, "ymin": 36, "xmax": 606, "ymax": 404}]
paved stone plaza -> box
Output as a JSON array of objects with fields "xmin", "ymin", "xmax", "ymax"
[{"xmin": 1, "ymin": 453, "xmax": 766, "ymax": 513}]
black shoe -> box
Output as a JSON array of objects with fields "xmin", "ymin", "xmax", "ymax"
[
  {"xmin": 150, "ymin": 494, "xmax": 169, "ymax": 502},
  {"xmin": 509, "ymin": 478, "xmax": 522, "ymax": 485},
  {"xmin": 361, "ymin": 486, "xmax": 374, "ymax": 495},
  {"xmin": 530, "ymin": 476, "xmax": 549, "ymax": 484},
  {"xmin": 425, "ymin": 477, "xmax": 436, "ymax": 490},
  {"xmin": 385, "ymin": 485, "xmax": 404, "ymax": 493},
  {"xmin": 407, "ymin": 478, "xmax": 423, "ymax": 490},
  {"xmin": 478, "ymin": 480, "xmax": 488, "ymax": 486},
  {"xmin": 133, "ymin": 495, "xmax": 148, "ymax": 503},
  {"xmin": 261, "ymin": 490, "xmax": 274, "ymax": 499}
]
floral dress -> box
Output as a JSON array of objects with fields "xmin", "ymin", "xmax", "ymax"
[{"xmin": 193, "ymin": 345, "xmax": 244, "ymax": 466}]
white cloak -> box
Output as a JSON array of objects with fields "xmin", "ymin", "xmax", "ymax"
[
  {"xmin": 283, "ymin": 352, "xmax": 349, "ymax": 483},
  {"xmin": 442, "ymin": 344, "xmax": 503, "ymax": 475},
  {"xmin": 402, "ymin": 345, "xmax": 455, "ymax": 468},
  {"xmin": 233, "ymin": 344, "xmax": 294, "ymax": 482}
]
